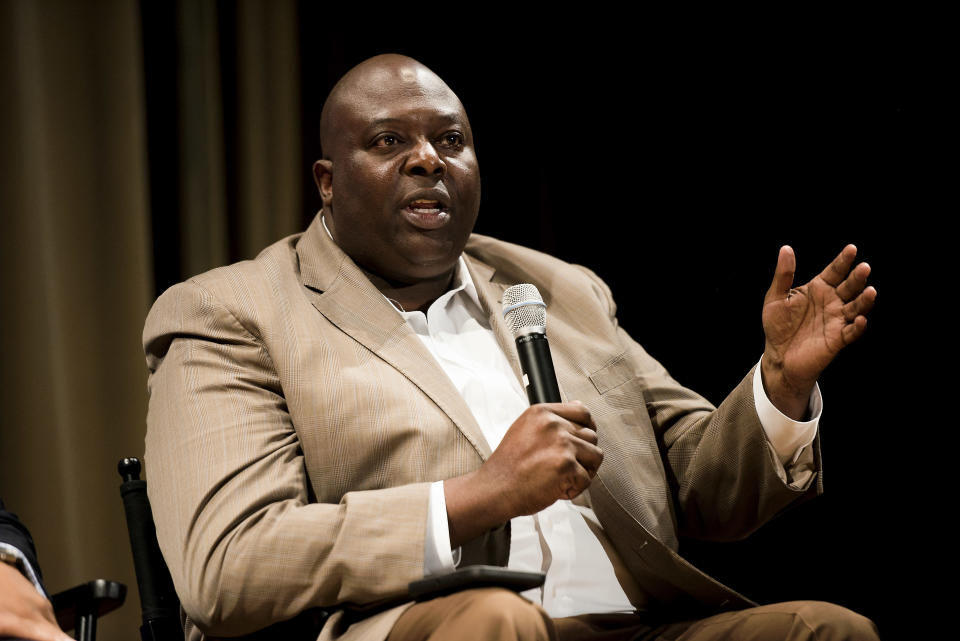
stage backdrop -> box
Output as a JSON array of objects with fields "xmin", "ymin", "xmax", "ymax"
[{"xmin": 1, "ymin": 3, "xmax": 940, "ymax": 639}]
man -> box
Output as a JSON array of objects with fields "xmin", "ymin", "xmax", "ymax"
[
  {"xmin": 144, "ymin": 55, "xmax": 879, "ymax": 640},
  {"xmin": 0, "ymin": 500, "xmax": 72, "ymax": 641}
]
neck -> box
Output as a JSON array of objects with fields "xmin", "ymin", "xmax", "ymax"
[
  {"xmin": 363, "ymin": 266, "xmax": 456, "ymax": 314},
  {"xmin": 321, "ymin": 213, "xmax": 457, "ymax": 313}
]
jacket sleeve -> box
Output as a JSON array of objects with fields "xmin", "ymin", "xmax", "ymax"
[
  {"xmin": 577, "ymin": 266, "xmax": 821, "ymax": 542},
  {"xmin": 0, "ymin": 499, "xmax": 45, "ymax": 593},
  {"xmin": 143, "ymin": 280, "xmax": 430, "ymax": 636}
]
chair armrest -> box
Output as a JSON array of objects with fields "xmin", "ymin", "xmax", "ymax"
[{"xmin": 51, "ymin": 579, "xmax": 126, "ymax": 635}]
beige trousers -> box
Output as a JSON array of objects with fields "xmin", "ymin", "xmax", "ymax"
[{"xmin": 386, "ymin": 588, "xmax": 880, "ymax": 641}]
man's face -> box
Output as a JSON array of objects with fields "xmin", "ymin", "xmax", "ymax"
[{"xmin": 315, "ymin": 66, "xmax": 481, "ymax": 285}]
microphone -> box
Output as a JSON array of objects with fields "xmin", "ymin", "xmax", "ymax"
[{"xmin": 502, "ymin": 284, "xmax": 562, "ymax": 404}]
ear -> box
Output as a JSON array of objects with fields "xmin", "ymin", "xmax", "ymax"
[{"xmin": 312, "ymin": 160, "xmax": 334, "ymax": 206}]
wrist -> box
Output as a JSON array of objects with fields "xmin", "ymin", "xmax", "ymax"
[
  {"xmin": 760, "ymin": 353, "xmax": 813, "ymax": 421},
  {"xmin": 444, "ymin": 469, "xmax": 512, "ymax": 548},
  {"xmin": 0, "ymin": 549, "xmax": 26, "ymax": 575}
]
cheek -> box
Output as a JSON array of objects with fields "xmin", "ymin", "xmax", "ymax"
[
  {"xmin": 445, "ymin": 153, "xmax": 478, "ymax": 176},
  {"xmin": 447, "ymin": 160, "xmax": 481, "ymax": 202},
  {"xmin": 335, "ymin": 159, "xmax": 396, "ymax": 205}
]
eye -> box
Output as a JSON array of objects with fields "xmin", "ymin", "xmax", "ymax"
[
  {"xmin": 372, "ymin": 133, "xmax": 402, "ymax": 148},
  {"xmin": 438, "ymin": 132, "xmax": 464, "ymax": 148}
]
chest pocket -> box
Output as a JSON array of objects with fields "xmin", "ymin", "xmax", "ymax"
[
  {"xmin": 588, "ymin": 353, "xmax": 636, "ymax": 395},
  {"xmin": 587, "ymin": 353, "xmax": 657, "ymax": 443}
]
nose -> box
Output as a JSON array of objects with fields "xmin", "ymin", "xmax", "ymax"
[{"xmin": 403, "ymin": 138, "xmax": 445, "ymax": 178}]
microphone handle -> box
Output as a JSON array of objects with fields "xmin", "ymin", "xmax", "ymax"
[{"xmin": 515, "ymin": 333, "xmax": 562, "ymax": 404}]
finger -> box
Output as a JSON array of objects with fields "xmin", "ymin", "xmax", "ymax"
[
  {"xmin": 842, "ymin": 286, "xmax": 877, "ymax": 321},
  {"xmin": 560, "ymin": 465, "xmax": 593, "ymax": 500},
  {"xmin": 819, "ymin": 244, "xmax": 857, "ymax": 287},
  {"xmin": 766, "ymin": 245, "xmax": 796, "ymax": 300},
  {"xmin": 573, "ymin": 425, "xmax": 599, "ymax": 445},
  {"xmin": 546, "ymin": 401, "xmax": 596, "ymax": 430},
  {"xmin": 572, "ymin": 439, "xmax": 604, "ymax": 473},
  {"xmin": 836, "ymin": 261, "xmax": 871, "ymax": 302},
  {"xmin": 841, "ymin": 315, "xmax": 868, "ymax": 345}
]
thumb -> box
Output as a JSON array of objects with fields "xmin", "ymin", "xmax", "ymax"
[{"xmin": 766, "ymin": 245, "xmax": 796, "ymax": 301}]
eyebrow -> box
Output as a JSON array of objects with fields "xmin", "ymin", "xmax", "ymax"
[{"xmin": 365, "ymin": 112, "xmax": 465, "ymax": 130}]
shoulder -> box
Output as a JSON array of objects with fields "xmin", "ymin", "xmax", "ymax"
[
  {"xmin": 143, "ymin": 232, "xmax": 305, "ymax": 362},
  {"xmin": 184, "ymin": 232, "xmax": 305, "ymax": 305},
  {"xmin": 465, "ymin": 233, "xmax": 616, "ymax": 316},
  {"xmin": 466, "ymin": 233, "xmax": 575, "ymax": 275}
]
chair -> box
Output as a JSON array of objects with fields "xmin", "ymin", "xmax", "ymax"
[{"xmin": 117, "ymin": 457, "xmax": 183, "ymax": 641}]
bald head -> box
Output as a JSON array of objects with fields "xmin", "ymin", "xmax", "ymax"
[{"xmin": 320, "ymin": 54, "xmax": 467, "ymax": 160}]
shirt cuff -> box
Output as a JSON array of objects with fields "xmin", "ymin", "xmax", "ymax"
[
  {"xmin": 424, "ymin": 481, "xmax": 460, "ymax": 576},
  {"xmin": 753, "ymin": 356, "xmax": 822, "ymax": 466},
  {"xmin": 0, "ymin": 541, "xmax": 46, "ymax": 596}
]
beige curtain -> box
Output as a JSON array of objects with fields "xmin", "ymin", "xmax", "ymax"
[{"xmin": 0, "ymin": 1, "xmax": 303, "ymax": 639}]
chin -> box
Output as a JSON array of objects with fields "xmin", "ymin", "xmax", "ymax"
[
  {"xmin": 402, "ymin": 238, "xmax": 462, "ymax": 272},
  {"xmin": 403, "ymin": 256, "xmax": 459, "ymax": 283}
]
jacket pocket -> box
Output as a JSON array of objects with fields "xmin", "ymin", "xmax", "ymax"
[{"xmin": 588, "ymin": 353, "xmax": 636, "ymax": 395}]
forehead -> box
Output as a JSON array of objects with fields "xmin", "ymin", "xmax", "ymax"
[{"xmin": 336, "ymin": 66, "xmax": 468, "ymax": 131}]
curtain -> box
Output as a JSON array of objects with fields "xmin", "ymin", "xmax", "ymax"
[{"xmin": 0, "ymin": 2, "xmax": 303, "ymax": 639}]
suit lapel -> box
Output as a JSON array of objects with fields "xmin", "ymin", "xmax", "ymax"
[{"xmin": 296, "ymin": 216, "xmax": 492, "ymax": 460}]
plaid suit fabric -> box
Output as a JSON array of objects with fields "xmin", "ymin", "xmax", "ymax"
[{"xmin": 143, "ymin": 216, "xmax": 820, "ymax": 641}]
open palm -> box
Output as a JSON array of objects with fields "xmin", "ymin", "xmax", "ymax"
[{"xmin": 762, "ymin": 245, "xmax": 877, "ymax": 405}]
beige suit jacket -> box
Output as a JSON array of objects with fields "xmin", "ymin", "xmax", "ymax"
[{"xmin": 143, "ymin": 215, "xmax": 821, "ymax": 641}]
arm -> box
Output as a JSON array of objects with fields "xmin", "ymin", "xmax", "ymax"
[
  {"xmin": 598, "ymin": 244, "xmax": 873, "ymax": 540},
  {"xmin": 620, "ymin": 331, "xmax": 821, "ymax": 540},
  {"xmin": 144, "ymin": 281, "xmax": 431, "ymax": 636},
  {"xmin": 0, "ymin": 502, "xmax": 70, "ymax": 641},
  {"xmin": 0, "ymin": 500, "xmax": 44, "ymax": 593}
]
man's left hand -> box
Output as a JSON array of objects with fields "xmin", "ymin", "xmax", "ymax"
[{"xmin": 760, "ymin": 244, "xmax": 877, "ymax": 420}]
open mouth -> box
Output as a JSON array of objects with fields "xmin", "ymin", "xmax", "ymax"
[
  {"xmin": 403, "ymin": 198, "xmax": 451, "ymax": 230},
  {"xmin": 406, "ymin": 199, "xmax": 447, "ymax": 215}
]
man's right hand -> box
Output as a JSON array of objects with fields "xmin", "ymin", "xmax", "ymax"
[{"xmin": 444, "ymin": 402, "xmax": 603, "ymax": 548}]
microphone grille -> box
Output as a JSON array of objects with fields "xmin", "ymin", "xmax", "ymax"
[{"xmin": 502, "ymin": 284, "xmax": 546, "ymax": 335}]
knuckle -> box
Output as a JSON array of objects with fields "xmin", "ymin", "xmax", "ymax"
[
  {"xmin": 559, "ymin": 452, "xmax": 577, "ymax": 471},
  {"xmin": 576, "ymin": 472, "xmax": 592, "ymax": 491}
]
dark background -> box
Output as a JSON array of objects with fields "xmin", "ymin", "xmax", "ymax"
[{"xmin": 142, "ymin": 11, "xmax": 945, "ymax": 640}]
